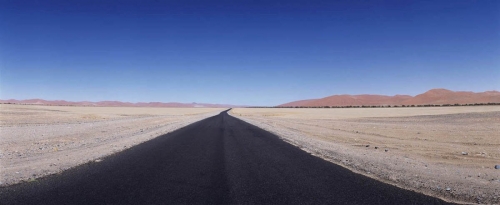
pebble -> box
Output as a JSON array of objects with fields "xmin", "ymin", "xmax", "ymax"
[
  {"xmin": 462, "ymin": 152, "xmax": 468, "ymax": 155},
  {"xmin": 495, "ymin": 165, "xmax": 500, "ymax": 169},
  {"xmin": 446, "ymin": 188, "xmax": 451, "ymax": 191},
  {"xmin": 385, "ymin": 149, "xmax": 388, "ymax": 152},
  {"xmin": 365, "ymin": 145, "xmax": 370, "ymax": 147}
]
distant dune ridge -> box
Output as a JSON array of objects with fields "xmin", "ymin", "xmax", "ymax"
[
  {"xmin": 279, "ymin": 89, "xmax": 500, "ymax": 107},
  {"xmin": 0, "ymin": 99, "xmax": 241, "ymax": 108},
  {"xmin": 2, "ymin": 89, "xmax": 500, "ymax": 108}
]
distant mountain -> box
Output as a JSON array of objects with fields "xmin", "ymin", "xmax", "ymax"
[
  {"xmin": 401, "ymin": 89, "xmax": 500, "ymax": 105},
  {"xmin": 0, "ymin": 99, "xmax": 242, "ymax": 108},
  {"xmin": 3, "ymin": 89, "xmax": 499, "ymax": 108},
  {"xmin": 279, "ymin": 99, "xmax": 318, "ymax": 107},
  {"xmin": 280, "ymin": 94, "xmax": 412, "ymax": 107},
  {"xmin": 278, "ymin": 89, "xmax": 500, "ymax": 107}
]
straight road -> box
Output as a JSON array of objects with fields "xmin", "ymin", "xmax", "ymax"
[{"xmin": 0, "ymin": 110, "xmax": 452, "ymax": 204}]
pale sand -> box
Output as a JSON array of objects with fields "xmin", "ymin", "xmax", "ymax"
[
  {"xmin": 230, "ymin": 106, "xmax": 500, "ymax": 204},
  {"xmin": 0, "ymin": 104, "xmax": 225, "ymax": 186}
]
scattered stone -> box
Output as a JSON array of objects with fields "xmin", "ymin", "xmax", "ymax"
[
  {"xmin": 462, "ymin": 152, "xmax": 468, "ymax": 155},
  {"xmin": 446, "ymin": 188, "xmax": 451, "ymax": 191},
  {"xmin": 95, "ymin": 159, "xmax": 102, "ymax": 163},
  {"xmin": 374, "ymin": 146, "xmax": 378, "ymax": 149},
  {"xmin": 385, "ymin": 149, "xmax": 388, "ymax": 152},
  {"xmin": 495, "ymin": 165, "xmax": 500, "ymax": 169},
  {"xmin": 365, "ymin": 145, "xmax": 370, "ymax": 147}
]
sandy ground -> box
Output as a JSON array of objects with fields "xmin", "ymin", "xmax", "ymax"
[
  {"xmin": 0, "ymin": 104, "xmax": 225, "ymax": 186},
  {"xmin": 230, "ymin": 106, "xmax": 500, "ymax": 204}
]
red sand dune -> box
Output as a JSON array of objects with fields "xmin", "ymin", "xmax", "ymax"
[
  {"xmin": 279, "ymin": 89, "xmax": 500, "ymax": 107},
  {"xmin": 2, "ymin": 89, "xmax": 499, "ymax": 108},
  {"xmin": 401, "ymin": 89, "xmax": 500, "ymax": 105}
]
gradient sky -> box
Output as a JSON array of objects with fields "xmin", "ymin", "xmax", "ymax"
[{"xmin": 1, "ymin": 0, "xmax": 499, "ymax": 106}]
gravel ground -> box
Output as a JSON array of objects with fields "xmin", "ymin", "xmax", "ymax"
[
  {"xmin": 0, "ymin": 105, "xmax": 225, "ymax": 186},
  {"xmin": 230, "ymin": 107, "xmax": 500, "ymax": 204},
  {"xmin": 0, "ymin": 111, "xmax": 451, "ymax": 205}
]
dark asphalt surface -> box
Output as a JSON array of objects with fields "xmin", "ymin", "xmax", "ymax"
[{"xmin": 0, "ymin": 110, "xmax": 453, "ymax": 205}]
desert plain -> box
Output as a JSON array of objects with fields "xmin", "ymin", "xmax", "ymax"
[
  {"xmin": 230, "ymin": 106, "xmax": 500, "ymax": 204},
  {"xmin": 0, "ymin": 104, "xmax": 224, "ymax": 186},
  {"xmin": 1, "ymin": 104, "xmax": 499, "ymax": 204}
]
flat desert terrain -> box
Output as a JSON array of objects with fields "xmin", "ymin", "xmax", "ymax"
[
  {"xmin": 230, "ymin": 106, "xmax": 500, "ymax": 204},
  {"xmin": 0, "ymin": 104, "xmax": 225, "ymax": 186}
]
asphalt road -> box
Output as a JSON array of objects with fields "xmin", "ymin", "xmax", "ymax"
[{"xmin": 0, "ymin": 110, "xmax": 453, "ymax": 205}]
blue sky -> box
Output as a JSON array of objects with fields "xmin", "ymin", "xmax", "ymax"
[{"xmin": 1, "ymin": 0, "xmax": 499, "ymax": 106}]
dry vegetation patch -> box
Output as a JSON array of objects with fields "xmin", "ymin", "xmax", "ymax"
[{"xmin": 230, "ymin": 106, "xmax": 500, "ymax": 204}]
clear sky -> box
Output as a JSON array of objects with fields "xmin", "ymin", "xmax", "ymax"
[{"xmin": 1, "ymin": 0, "xmax": 499, "ymax": 106}]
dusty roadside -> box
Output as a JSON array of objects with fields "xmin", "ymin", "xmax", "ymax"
[
  {"xmin": 0, "ymin": 104, "xmax": 225, "ymax": 186},
  {"xmin": 230, "ymin": 107, "xmax": 500, "ymax": 204}
]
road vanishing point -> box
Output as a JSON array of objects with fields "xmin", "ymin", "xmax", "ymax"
[{"xmin": 0, "ymin": 110, "xmax": 453, "ymax": 204}]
